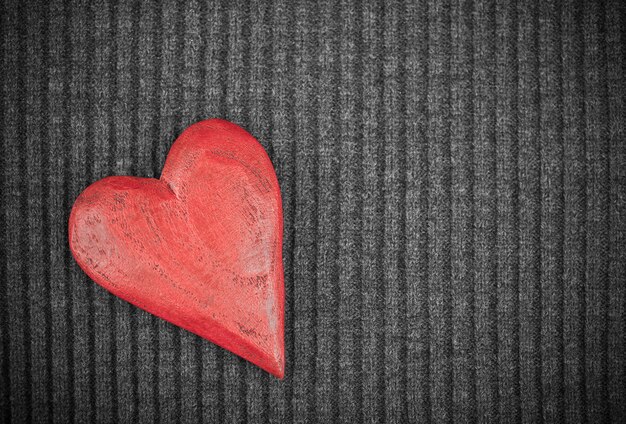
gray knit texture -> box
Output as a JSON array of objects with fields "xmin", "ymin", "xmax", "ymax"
[{"xmin": 2, "ymin": 0, "xmax": 626, "ymax": 422}]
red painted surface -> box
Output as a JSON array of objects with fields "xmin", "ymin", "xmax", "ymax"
[{"xmin": 69, "ymin": 119, "xmax": 284, "ymax": 378}]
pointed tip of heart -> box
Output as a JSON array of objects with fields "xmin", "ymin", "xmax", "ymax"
[
  {"xmin": 266, "ymin": 354, "xmax": 285, "ymax": 380},
  {"xmin": 251, "ymin": 338, "xmax": 284, "ymax": 379}
]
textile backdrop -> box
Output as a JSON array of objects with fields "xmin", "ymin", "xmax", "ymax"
[{"xmin": 2, "ymin": 0, "xmax": 625, "ymax": 422}]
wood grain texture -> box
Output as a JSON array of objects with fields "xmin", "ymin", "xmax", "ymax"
[{"xmin": 68, "ymin": 119, "xmax": 285, "ymax": 378}]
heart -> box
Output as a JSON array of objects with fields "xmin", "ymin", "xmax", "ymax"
[{"xmin": 69, "ymin": 119, "xmax": 284, "ymax": 378}]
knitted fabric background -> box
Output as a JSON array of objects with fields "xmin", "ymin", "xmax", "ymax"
[{"xmin": 1, "ymin": 0, "xmax": 625, "ymax": 422}]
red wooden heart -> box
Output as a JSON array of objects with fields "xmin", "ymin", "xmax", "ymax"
[{"xmin": 69, "ymin": 119, "xmax": 284, "ymax": 378}]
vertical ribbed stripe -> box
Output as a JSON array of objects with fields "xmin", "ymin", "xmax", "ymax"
[
  {"xmin": 4, "ymin": 1, "xmax": 29, "ymax": 422},
  {"xmin": 427, "ymin": 0, "xmax": 453, "ymax": 422},
  {"xmin": 583, "ymin": 1, "xmax": 610, "ymax": 422},
  {"xmin": 337, "ymin": 0, "xmax": 362, "ymax": 420},
  {"xmin": 606, "ymin": 1, "xmax": 626, "ymax": 422},
  {"xmin": 0, "ymin": 0, "xmax": 10, "ymax": 415},
  {"xmin": 517, "ymin": 1, "xmax": 542, "ymax": 422},
  {"xmin": 292, "ymin": 0, "xmax": 318, "ymax": 422},
  {"xmin": 495, "ymin": 0, "xmax": 520, "ymax": 422},
  {"xmin": 404, "ymin": 0, "xmax": 431, "ymax": 422},
  {"xmin": 46, "ymin": 1, "xmax": 73, "ymax": 422},
  {"xmin": 181, "ymin": 0, "xmax": 202, "ymax": 128},
  {"xmin": 539, "ymin": 1, "xmax": 564, "ymax": 422},
  {"xmin": 451, "ymin": 0, "xmax": 476, "ymax": 421},
  {"xmin": 561, "ymin": 1, "xmax": 586, "ymax": 422},
  {"xmin": 383, "ymin": 0, "xmax": 406, "ymax": 421},
  {"xmin": 26, "ymin": 2, "xmax": 51, "ymax": 421},
  {"xmin": 314, "ymin": 0, "xmax": 340, "ymax": 421},
  {"xmin": 473, "ymin": 1, "xmax": 498, "ymax": 422},
  {"xmin": 0, "ymin": 0, "xmax": 10, "ymax": 417},
  {"xmin": 360, "ymin": 2, "xmax": 384, "ymax": 423}
]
